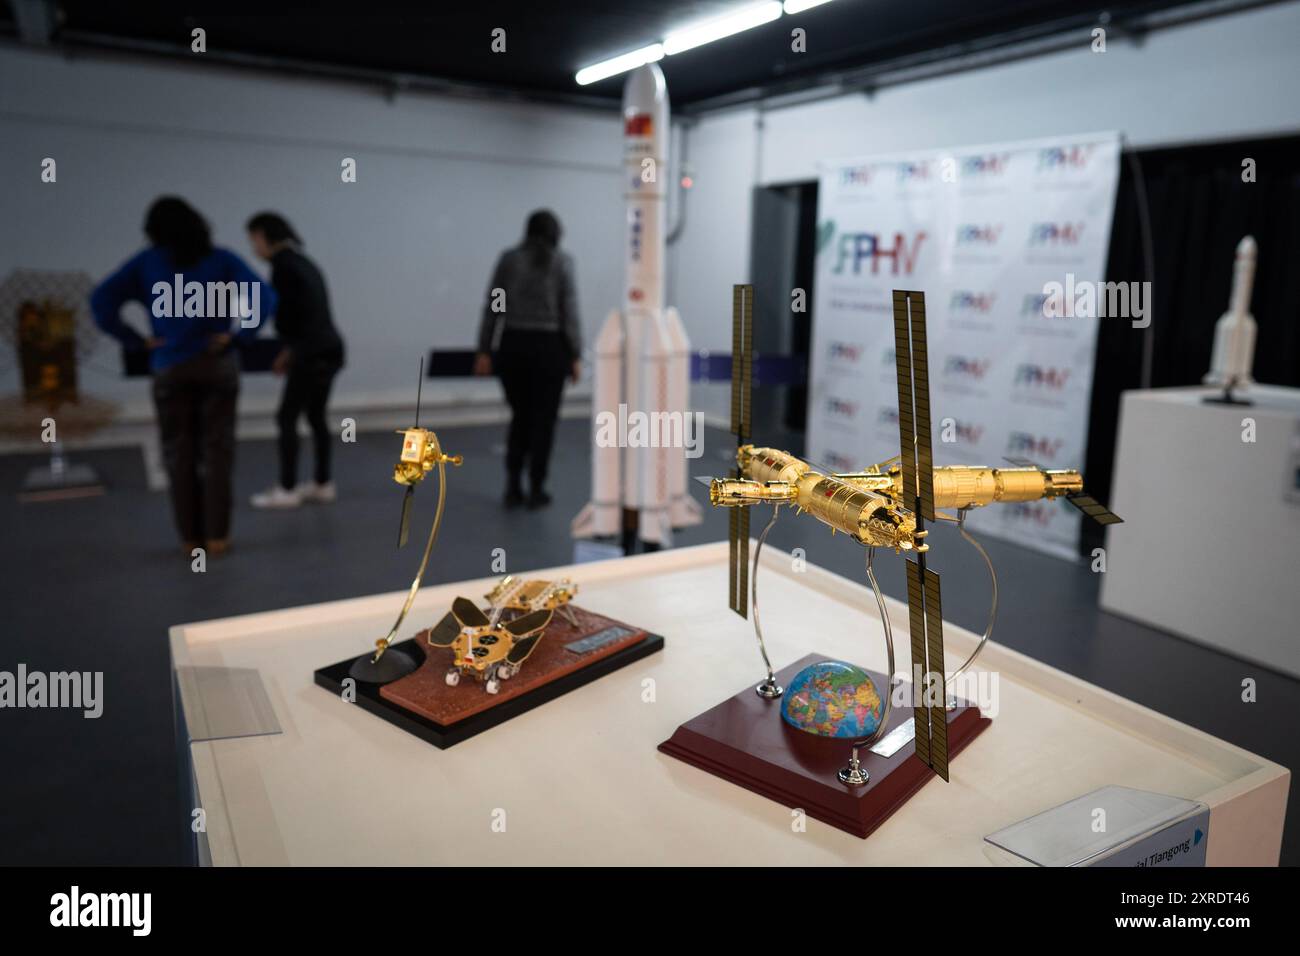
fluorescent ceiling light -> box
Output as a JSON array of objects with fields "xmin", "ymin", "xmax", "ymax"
[
  {"xmin": 783, "ymin": 0, "xmax": 835, "ymax": 13},
  {"xmin": 663, "ymin": 2, "xmax": 783, "ymax": 56},
  {"xmin": 574, "ymin": 43, "xmax": 665, "ymax": 86}
]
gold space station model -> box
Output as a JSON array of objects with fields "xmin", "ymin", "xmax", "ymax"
[
  {"xmin": 706, "ymin": 286, "xmax": 1121, "ymax": 786},
  {"xmin": 425, "ymin": 576, "xmax": 580, "ymax": 694}
]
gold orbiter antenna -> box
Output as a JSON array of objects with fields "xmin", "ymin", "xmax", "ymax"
[{"xmin": 350, "ymin": 359, "xmax": 463, "ymax": 683}]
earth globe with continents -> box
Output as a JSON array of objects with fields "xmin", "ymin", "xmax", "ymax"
[{"xmin": 780, "ymin": 661, "xmax": 883, "ymax": 739}]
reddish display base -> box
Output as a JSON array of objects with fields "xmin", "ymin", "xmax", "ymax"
[
  {"xmin": 314, "ymin": 605, "xmax": 662, "ymax": 749},
  {"xmin": 381, "ymin": 605, "xmax": 648, "ymax": 726},
  {"xmin": 658, "ymin": 653, "xmax": 992, "ymax": 839}
]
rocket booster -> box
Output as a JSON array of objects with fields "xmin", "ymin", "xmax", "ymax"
[{"xmin": 572, "ymin": 64, "xmax": 702, "ymax": 546}]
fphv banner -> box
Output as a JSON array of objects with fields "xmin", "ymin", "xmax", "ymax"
[{"xmin": 806, "ymin": 132, "xmax": 1121, "ymax": 558}]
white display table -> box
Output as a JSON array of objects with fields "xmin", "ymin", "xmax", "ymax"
[
  {"xmin": 1100, "ymin": 385, "xmax": 1300, "ymax": 678},
  {"xmin": 170, "ymin": 542, "xmax": 1288, "ymax": 866}
]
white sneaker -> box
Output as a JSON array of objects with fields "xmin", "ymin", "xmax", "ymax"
[
  {"xmin": 250, "ymin": 485, "xmax": 303, "ymax": 509},
  {"xmin": 299, "ymin": 481, "xmax": 337, "ymax": 504}
]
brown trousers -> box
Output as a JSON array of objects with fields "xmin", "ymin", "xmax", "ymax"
[{"xmin": 152, "ymin": 351, "xmax": 240, "ymax": 542}]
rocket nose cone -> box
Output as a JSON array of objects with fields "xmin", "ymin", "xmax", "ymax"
[
  {"xmin": 1236, "ymin": 235, "xmax": 1257, "ymax": 258},
  {"xmin": 622, "ymin": 61, "xmax": 666, "ymax": 110}
]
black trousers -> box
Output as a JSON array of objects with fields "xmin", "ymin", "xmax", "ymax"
[
  {"xmin": 152, "ymin": 351, "xmax": 240, "ymax": 543},
  {"xmin": 277, "ymin": 350, "xmax": 343, "ymax": 489},
  {"xmin": 496, "ymin": 331, "xmax": 568, "ymax": 490}
]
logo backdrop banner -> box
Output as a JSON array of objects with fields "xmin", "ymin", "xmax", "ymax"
[{"xmin": 807, "ymin": 132, "xmax": 1121, "ymax": 558}]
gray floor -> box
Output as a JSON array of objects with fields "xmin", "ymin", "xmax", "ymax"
[{"xmin": 1, "ymin": 419, "xmax": 1296, "ymax": 865}]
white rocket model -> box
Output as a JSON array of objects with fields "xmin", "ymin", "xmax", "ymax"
[
  {"xmin": 572, "ymin": 63, "xmax": 702, "ymax": 547},
  {"xmin": 1204, "ymin": 236, "xmax": 1258, "ymax": 390}
]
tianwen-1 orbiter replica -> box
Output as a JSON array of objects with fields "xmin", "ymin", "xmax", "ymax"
[{"xmin": 572, "ymin": 63, "xmax": 701, "ymax": 549}]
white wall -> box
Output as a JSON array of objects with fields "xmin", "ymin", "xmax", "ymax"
[
  {"xmin": 0, "ymin": 45, "xmax": 624, "ymax": 418},
  {"xmin": 5, "ymin": 2, "xmax": 1299, "ymax": 427},
  {"xmin": 668, "ymin": 1, "xmax": 1300, "ymax": 420}
]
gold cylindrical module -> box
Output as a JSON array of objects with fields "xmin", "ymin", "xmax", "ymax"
[
  {"xmin": 709, "ymin": 478, "xmax": 796, "ymax": 506},
  {"xmin": 713, "ymin": 446, "xmax": 1083, "ymax": 549},
  {"xmin": 930, "ymin": 466, "xmax": 1083, "ymax": 509},
  {"xmin": 713, "ymin": 446, "xmax": 918, "ymax": 550},
  {"xmin": 738, "ymin": 446, "xmax": 810, "ymax": 484},
  {"xmin": 840, "ymin": 463, "xmax": 1084, "ymax": 508},
  {"xmin": 793, "ymin": 473, "xmax": 917, "ymax": 550}
]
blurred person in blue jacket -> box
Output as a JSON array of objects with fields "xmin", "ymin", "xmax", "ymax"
[{"xmin": 92, "ymin": 196, "xmax": 277, "ymax": 556}]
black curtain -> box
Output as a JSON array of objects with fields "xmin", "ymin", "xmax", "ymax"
[{"xmin": 1083, "ymin": 132, "xmax": 1300, "ymax": 550}]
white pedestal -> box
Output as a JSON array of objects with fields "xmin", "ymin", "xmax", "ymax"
[
  {"xmin": 170, "ymin": 542, "xmax": 1288, "ymax": 866},
  {"xmin": 1100, "ymin": 385, "xmax": 1300, "ymax": 677}
]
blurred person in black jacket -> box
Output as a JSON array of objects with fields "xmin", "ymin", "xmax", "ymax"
[
  {"xmin": 474, "ymin": 210, "xmax": 581, "ymax": 509},
  {"xmin": 246, "ymin": 212, "xmax": 346, "ymax": 509}
]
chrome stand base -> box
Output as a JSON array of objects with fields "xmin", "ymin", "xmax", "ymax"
[
  {"xmin": 755, "ymin": 678, "xmax": 784, "ymax": 699},
  {"xmin": 837, "ymin": 763, "xmax": 871, "ymax": 786}
]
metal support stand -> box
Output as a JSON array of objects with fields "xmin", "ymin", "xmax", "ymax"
[
  {"xmin": 21, "ymin": 439, "xmax": 103, "ymax": 501},
  {"xmin": 350, "ymin": 456, "xmax": 450, "ymax": 683},
  {"xmin": 945, "ymin": 509, "xmax": 998, "ymax": 710},
  {"xmin": 750, "ymin": 505, "xmax": 784, "ymax": 699},
  {"xmin": 838, "ymin": 546, "xmax": 897, "ymax": 786}
]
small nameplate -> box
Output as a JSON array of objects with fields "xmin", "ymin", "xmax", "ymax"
[
  {"xmin": 870, "ymin": 717, "xmax": 915, "ymax": 758},
  {"xmin": 565, "ymin": 626, "xmax": 634, "ymax": 654}
]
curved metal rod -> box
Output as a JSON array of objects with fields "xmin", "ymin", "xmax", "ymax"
[
  {"xmin": 373, "ymin": 457, "xmax": 449, "ymax": 661},
  {"xmin": 847, "ymin": 546, "xmax": 897, "ymax": 772},
  {"xmin": 945, "ymin": 509, "xmax": 998, "ymax": 690},
  {"xmin": 749, "ymin": 504, "xmax": 781, "ymax": 686}
]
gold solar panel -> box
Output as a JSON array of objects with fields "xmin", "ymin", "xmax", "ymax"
[
  {"xmin": 905, "ymin": 558, "xmax": 949, "ymax": 780},
  {"xmin": 1066, "ymin": 493, "xmax": 1124, "ymax": 525},
  {"xmin": 731, "ymin": 284, "xmax": 753, "ymax": 441},
  {"xmin": 728, "ymin": 472, "xmax": 750, "ymax": 618},
  {"xmin": 892, "ymin": 290, "xmax": 935, "ymax": 522},
  {"xmin": 905, "ymin": 560, "xmax": 930, "ymax": 767},
  {"xmin": 922, "ymin": 565, "xmax": 949, "ymax": 781}
]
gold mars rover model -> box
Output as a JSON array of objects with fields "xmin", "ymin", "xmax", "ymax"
[
  {"xmin": 703, "ymin": 287, "xmax": 1121, "ymax": 786},
  {"xmin": 426, "ymin": 577, "xmax": 580, "ymax": 694}
]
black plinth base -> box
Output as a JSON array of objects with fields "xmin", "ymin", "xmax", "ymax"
[
  {"xmin": 348, "ymin": 647, "xmax": 417, "ymax": 684},
  {"xmin": 315, "ymin": 632, "xmax": 664, "ymax": 749}
]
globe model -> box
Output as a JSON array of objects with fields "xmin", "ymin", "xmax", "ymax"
[{"xmin": 780, "ymin": 661, "xmax": 883, "ymax": 739}]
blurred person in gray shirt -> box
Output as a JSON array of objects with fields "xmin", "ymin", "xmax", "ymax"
[{"xmin": 474, "ymin": 210, "xmax": 581, "ymax": 509}]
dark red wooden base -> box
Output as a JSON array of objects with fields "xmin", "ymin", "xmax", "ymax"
[{"xmin": 658, "ymin": 653, "xmax": 992, "ymax": 838}]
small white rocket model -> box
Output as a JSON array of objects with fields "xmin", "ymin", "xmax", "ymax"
[
  {"xmin": 572, "ymin": 63, "xmax": 702, "ymax": 548},
  {"xmin": 1204, "ymin": 236, "xmax": 1258, "ymax": 392}
]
